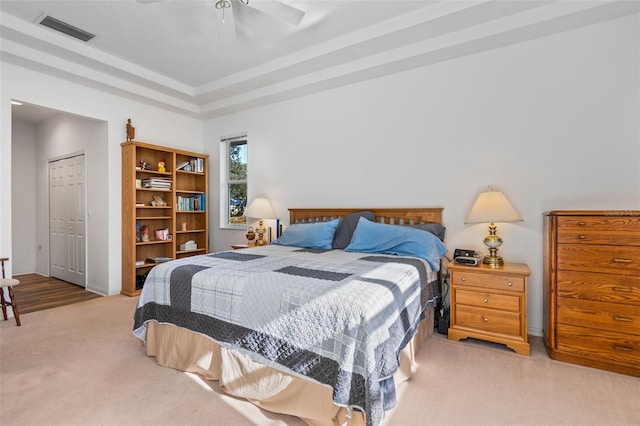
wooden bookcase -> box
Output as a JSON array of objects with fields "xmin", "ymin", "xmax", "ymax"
[{"xmin": 121, "ymin": 140, "xmax": 209, "ymax": 296}]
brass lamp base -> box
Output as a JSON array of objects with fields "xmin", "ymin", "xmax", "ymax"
[
  {"xmin": 483, "ymin": 253, "xmax": 504, "ymax": 267},
  {"xmin": 483, "ymin": 223, "xmax": 505, "ymax": 268},
  {"xmin": 255, "ymin": 219, "xmax": 268, "ymax": 246}
]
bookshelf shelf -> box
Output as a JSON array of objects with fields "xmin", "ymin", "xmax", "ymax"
[{"xmin": 176, "ymin": 229, "xmax": 206, "ymax": 234}]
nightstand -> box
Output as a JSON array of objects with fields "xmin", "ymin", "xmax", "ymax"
[
  {"xmin": 448, "ymin": 261, "xmax": 531, "ymax": 355},
  {"xmin": 231, "ymin": 243, "xmax": 255, "ymax": 250}
]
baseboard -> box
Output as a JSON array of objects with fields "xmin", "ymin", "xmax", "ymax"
[{"xmin": 528, "ymin": 328, "xmax": 543, "ymax": 337}]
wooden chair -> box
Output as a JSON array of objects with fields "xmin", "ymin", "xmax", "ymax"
[{"xmin": 0, "ymin": 257, "xmax": 21, "ymax": 326}]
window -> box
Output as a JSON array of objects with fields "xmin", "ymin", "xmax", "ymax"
[{"xmin": 220, "ymin": 134, "xmax": 247, "ymax": 228}]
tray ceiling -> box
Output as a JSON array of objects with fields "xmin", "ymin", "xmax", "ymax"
[{"xmin": 2, "ymin": 1, "xmax": 639, "ymax": 118}]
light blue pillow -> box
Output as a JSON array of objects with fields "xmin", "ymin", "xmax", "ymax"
[
  {"xmin": 272, "ymin": 219, "xmax": 340, "ymax": 250},
  {"xmin": 345, "ymin": 217, "xmax": 447, "ymax": 271}
]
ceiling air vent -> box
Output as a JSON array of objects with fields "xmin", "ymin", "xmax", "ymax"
[{"xmin": 38, "ymin": 15, "xmax": 95, "ymax": 42}]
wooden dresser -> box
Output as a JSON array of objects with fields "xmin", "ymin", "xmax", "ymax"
[
  {"xmin": 448, "ymin": 261, "xmax": 531, "ymax": 355},
  {"xmin": 544, "ymin": 210, "xmax": 640, "ymax": 377}
]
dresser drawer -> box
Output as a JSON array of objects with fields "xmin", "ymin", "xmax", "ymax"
[
  {"xmin": 451, "ymin": 271, "xmax": 524, "ymax": 292},
  {"xmin": 455, "ymin": 305, "xmax": 521, "ymax": 336},
  {"xmin": 556, "ymin": 215, "xmax": 640, "ymax": 247},
  {"xmin": 557, "ymin": 244, "xmax": 640, "ymax": 275},
  {"xmin": 556, "ymin": 323, "xmax": 640, "ymax": 369},
  {"xmin": 557, "ymin": 297, "xmax": 640, "ymax": 335},
  {"xmin": 557, "ymin": 270, "xmax": 640, "ymax": 305},
  {"xmin": 455, "ymin": 289, "xmax": 521, "ymax": 312}
]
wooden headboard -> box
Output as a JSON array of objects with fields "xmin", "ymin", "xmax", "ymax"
[{"xmin": 289, "ymin": 207, "xmax": 443, "ymax": 226}]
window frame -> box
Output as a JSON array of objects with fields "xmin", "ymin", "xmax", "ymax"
[{"xmin": 220, "ymin": 133, "xmax": 248, "ymax": 230}]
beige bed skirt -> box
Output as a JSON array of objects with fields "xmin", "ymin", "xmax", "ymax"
[{"xmin": 143, "ymin": 309, "xmax": 434, "ymax": 425}]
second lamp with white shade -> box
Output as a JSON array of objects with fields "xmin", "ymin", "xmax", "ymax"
[
  {"xmin": 244, "ymin": 196, "xmax": 276, "ymax": 246},
  {"xmin": 465, "ymin": 186, "xmax": 522, "ymax": 267}
]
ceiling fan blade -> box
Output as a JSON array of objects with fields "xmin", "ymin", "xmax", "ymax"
[
  {"xmin": 215, "ymin": 6, "xmax": 237, "ymax": 41},
  {"xmin": 244, "ymin": 1, "xmax": 305, "ymax": 26}
]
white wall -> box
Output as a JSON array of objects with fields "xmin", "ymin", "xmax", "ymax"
[
  {"xmin": 205, "ymin": 15, "xmax": 640, "ymax": 335},
  {"xmin": 11, "ymin": 121, "xmax": 37, "ymax": 274},
  {"xmin": 1, "ymin": 62, "xmax": 205, "ymax": 295}
]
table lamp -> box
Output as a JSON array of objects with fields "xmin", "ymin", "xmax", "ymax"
[
  {"xmin": 244, "ymin": 196, "xmax": 276, "ymax": 246},
  {"xmin": 465, "ymin": 186, "xmax": 522, "ymax": 267}
]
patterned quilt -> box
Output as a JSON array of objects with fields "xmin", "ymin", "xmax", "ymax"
[{"xmin": 133, "ymin": 245, "xmax": 440, "ymax": 426}]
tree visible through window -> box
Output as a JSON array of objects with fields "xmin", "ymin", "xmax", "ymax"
[{"xmin": 222, "ymin": 135, "xmax": 247, "ymax": 227}]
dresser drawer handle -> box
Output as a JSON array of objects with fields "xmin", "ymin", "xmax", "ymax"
[
  {"xmin": 613, "ymin": 286, "xmax": 633, "ymax": 293},
  {"xmin": 612, "ymin": 345, "xmax": 634, "ymax": 353},
  {"xmin": 483, "ymin": 317, "xmax": 489, "ymax": 323},
  {"xmin": 461, "ymin": 277, "xmax": 466, "ymax": 281},
  {"xmin": 578, "ymin": 235, "xmax": 587, "ymax": 240},
  {"xmin": 613, "ymin": 316, "xmax": 633, "ymax": 322},
  {"xmin": 578, "ymin": 222, "xmax": 587, "ymax": 226},
  {"xmin": 612, "ymin": 258, "xmax": 632, "ymax": 264},
  {"xmin": 483, "ymin": 298, "xmax": 489, "ymax": 303},
  {"xmin": 507, "ymin": 282, "xmax": 513, "ymax": 287}
]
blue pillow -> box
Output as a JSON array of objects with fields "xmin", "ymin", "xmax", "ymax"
[
  {"xmin": 345, "ymin": 217, "xmax": 447, "ymax": 271},
  {"xmin": 272, "ymin": 219, "xmax": 340, "ymax": 250}
]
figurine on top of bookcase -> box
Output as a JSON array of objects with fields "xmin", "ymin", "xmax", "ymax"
[{"xmin": 126, "ymin": 118, "xmax": 135, "ymax": 141}]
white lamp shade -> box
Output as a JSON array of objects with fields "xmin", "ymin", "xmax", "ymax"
[
  {"xmin": 245, "ymin": 197, "xmax": 276, "ymax": 219},
  {"xmin": 465, "ymin": 188, "xmax": 523, "ymax": 224}
]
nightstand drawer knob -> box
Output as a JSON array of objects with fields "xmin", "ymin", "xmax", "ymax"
[
  {"xmin": 483, "ymin": 317, "xmax": 489, "ymax": 322},
  {"xmin": 508, "ymin": 282, "xmax": 513, "ymax": 286},
  {"xmin": 461, "ymin": 277, "xmax": 466, "ymax": 281},
  {"xmin": 483, "ymin": 298, "xmax": 489, "ymax": 303}
]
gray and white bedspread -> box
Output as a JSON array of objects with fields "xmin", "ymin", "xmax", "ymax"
[{"xmin": 133, "ymin": 245, "xmax": 439, "ymax": 426}]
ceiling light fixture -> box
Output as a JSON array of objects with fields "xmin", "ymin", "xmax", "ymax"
[{"xmin": 215, "ymin": 0, "xmax": 249, "ymax": 23}]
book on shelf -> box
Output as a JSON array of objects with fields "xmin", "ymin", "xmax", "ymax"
[
  {"xmin": 146, "ymin": 256, "xmax": 173, "ymax": 263},
  {"xmin": 176, "ymin": 193, "xmax": 206, "ymax": 211},
  {"xmin": 142, "ymin": 177, "xmax": 172, "ymax": 189},
  {"xmin": 189, "ymin": 157, "xmax": 204, "ymax": 173},
  {"xmin": 177, "ymin": 158, "xmax": 203, "ymax": 172}
]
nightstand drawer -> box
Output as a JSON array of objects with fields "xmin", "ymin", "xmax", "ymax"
[
  {"xmin": 455, "ymin": 289, "xmax": 520, "ymax": 312},
  {"xmin": 455, "ymin": 305, "xmax": 521, "ymax": 336},
  {"xmin": 452, "ymin": 271, "xmax": 524, "ymax": 292}
]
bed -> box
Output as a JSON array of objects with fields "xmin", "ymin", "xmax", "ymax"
[{"xmin": 133, "ymin": 207, "xmax": 446, "ymax": 426}]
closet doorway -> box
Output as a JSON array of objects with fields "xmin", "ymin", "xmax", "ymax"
[{"xmin": 12, "ymin": 102, "xmax": 108, "ymax": 295}]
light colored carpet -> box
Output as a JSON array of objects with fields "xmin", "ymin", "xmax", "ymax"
[{"xmin": 1, "ymin": 295, "xmax": 638, "ymax": 426}]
